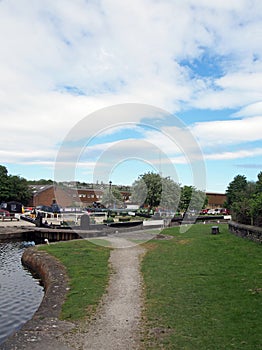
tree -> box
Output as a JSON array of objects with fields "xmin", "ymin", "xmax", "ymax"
[
  {"xmin": 0, "ymin": 165, "xmax": 10, "ymax": 202},
  {"xmin": 101, "ymin": 186, "xmax": 123, "ymax": 208},
  {"xmin": 132, "ymin": 172, "xmax": 180, "ymax": 211},
  {"xmin": 231, "ymin": 196, "xmax": 252, "ymax": 225},
  {"xmin": 159, "ymin": 177, "xmax": 181, "ymax": 210},
  {"xmin": 179, "ymin": 185, "xmax": 207, "ymax": 213},
  {"xmin": 27, "ymin": 179, "xmax": 53, "ymax": 185},
  {"xmin": 132, "ymin": 172, "xmax": 162, "ymax": 210},
  {"xmin": 179, "ymin": 185, "xmax": 192, "ymax": 212},
  {"xmin": 0, "ymin": 165, "xmax": 32, "ymax": 205},
  {"xmin": 256, "ymin": 171, "xmax": 262, "ymax": 193},
  {"xmin": 251, "ymin": 193, "xmax": 262, "ymax": 226},
  {"xmin": 9, "ymin": 175, "xmax": 32, "ymax": 204},
  {"xmin": 225, "ymin": 173, "xmax": 262, "ymax": 226},
  {"xmin": 225, "ymin": 175, "xmax": 248, "ymax": 208}
]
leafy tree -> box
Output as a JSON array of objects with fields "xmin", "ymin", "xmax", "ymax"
[
  {"xmin": 179, "ymin": 185, "xmax": 192, "ymax": 212},
  {"xmin": 231, "ymin": 196, "xmax": 252, "ymax": 225},
  {"xmin": 27, "ymin": 179, "xmax": 53, "ymax": 185},
  {"xmin": 9, "ymin": 175, "xmax": 32, "ymax": 204},
  {"xmin": 250, "ymin": 173, "xmax": 262, "ymax": 226},
  {"xmin": 255, "ymin": 171, "xmax": 262, "ymax": 193},
  {"xmin": 132, "ymin": 172, "xmax": 162, "ymax": 210},
  {"xmin": 251, "ymin": 193, "xmax": 262, "ymax": 226},
  {"xmin": 225, "ymin": 173, "xmax": 262, "ymax": 226},
  {"xmin": 0, "ymin": 165, "xmax": 32, "ymax": 205},
  {"xmin": 132, "ymin": 172, "xmax": 181, "ymax": 211},
  {"xmin": 101, "ymin": 186, "xmax": 123, "ymax": 208},
  {"xmin": 179, "ymin": 185, "xmax": 207, "ymax": 213},
  {"xmin": 225, "ymin": 175, "xmax": 247, "ymax": 208},
  {"xmin": 0, "ymin": 165, "xmax": 10, "ymax": 202},
  {"xmin": 159, "ymin": 177, "xmax": 181, "ymax": 210}
]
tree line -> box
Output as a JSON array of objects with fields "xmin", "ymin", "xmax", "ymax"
[
  {"xmin": 0, "ymin": 165, "xmax": 32, "ymax": 205},
  {"xmin": 1, "ymin": 163, "xmax": 261, "ymax": 227},
  {"xmin": 225, "ymin": 172, "xmax": 262, "ymax": 227},
  {"xmin": 131, "ymin": 172, "xmax": 207, "ymax": 213}
]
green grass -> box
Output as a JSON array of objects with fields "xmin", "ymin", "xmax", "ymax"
[
  {"xmin": 39, "ymin": 240, "xmax": 111, "ymax": 321},
  {"xmin": 141, "ymin": 224, "xmax": 262, "ymax": 349},
  {"xmin": 86, "ymin": 238, "xmax": 113, "ymax": 247}
]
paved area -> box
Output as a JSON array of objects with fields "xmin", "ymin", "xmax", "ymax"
[{"xmin": 0, "ymin": 217, "xmax": 35, "ymax": 228}]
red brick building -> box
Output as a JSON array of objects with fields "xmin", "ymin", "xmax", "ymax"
[
  {"xmin": 206, "ymin": 192, "xmax": 226, "ymax": 209},
  {"xmin": 30, "ymin": 184, "xmax": 226, "ymax": 210},
  {"xmin": 30, "ymin": 184, "xmax": 129, "ymax": 208}
]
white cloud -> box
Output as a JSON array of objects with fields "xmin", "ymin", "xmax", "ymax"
[
  {"xmin": 0, "ymin": 0, "xmax": 262, "ymax": 174},
  {"xmin": 217, "ymin": 73, "xmax": 262, "ymax": 91},
  {"xmin": 233, "ymin": 101, "xmax": 262, "ymax": 118},
  {"xmin": 204, "ymin": 148, "xmax": 262, "ymax": 161},
  {"xmin": 191, "ymin": 116, "xmax": 262, "ymax": 147},
  {"xmin": 191, "ymin": 73, "xmax": 262, "ymax": 110}
]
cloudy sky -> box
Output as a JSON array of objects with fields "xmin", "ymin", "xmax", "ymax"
[{"xmin": 1, "ymin": 0, "xmax": 262, "ymax": 192}]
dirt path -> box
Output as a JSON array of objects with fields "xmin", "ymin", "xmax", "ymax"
[
  {"xmin": 1, "ymin": 235, "xmax": 147, "ymax": 350},
  {"xmin": 81, "ymin": 237, "xmax": 145, "ymax": 350},
  {"xmin": 63, "ymin": 237, "xmax": 147, "ymax": 349}
]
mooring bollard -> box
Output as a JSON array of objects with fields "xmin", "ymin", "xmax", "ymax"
[{"xmin": 211, "ymin": 226, "xmax": 219, "ymax": 234}]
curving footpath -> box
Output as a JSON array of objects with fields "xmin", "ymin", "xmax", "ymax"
[{"xmin": 83, "ymin": 238, "xmax": 145, "ymax": 350}]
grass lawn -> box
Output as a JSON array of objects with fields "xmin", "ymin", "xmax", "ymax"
[
  {"xmin": 39, "ymin": 239, "xmax": 111, "ymax": 321},
  {"xmin": 141, "ymin": 224, "xmax": 262, "ymax": 349}
]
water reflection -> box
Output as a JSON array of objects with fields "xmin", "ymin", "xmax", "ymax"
[{"xmin": 0, "ymin": 241, "xmax": 44, "ymax": 345}]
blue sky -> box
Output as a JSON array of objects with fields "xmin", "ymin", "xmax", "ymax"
[{"xmin": 1, "ymin": 0, "xmax": 262, "ymax": 193}]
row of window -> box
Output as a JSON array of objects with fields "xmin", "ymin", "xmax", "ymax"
[{"xmin": 72, "ymin": 194, "xmax": 103, "ymax": 199}]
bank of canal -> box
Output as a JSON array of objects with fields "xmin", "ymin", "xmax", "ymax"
[{"xmin": 0, "ymin": 241, "xmax": 44, "ymax": 345}]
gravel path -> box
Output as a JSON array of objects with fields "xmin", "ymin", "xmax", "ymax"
[
  {"xmin": 82, "ymin": 237, "xmax": 145, "ymax": 350},
  {"xmin": 1, "ymin": 220, "xmax": 147, "ymax": 350}
]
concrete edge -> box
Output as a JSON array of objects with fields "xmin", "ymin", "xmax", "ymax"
[{"xmin": 0, "ymin": 248, "xmax": 75, "ymax": 350}]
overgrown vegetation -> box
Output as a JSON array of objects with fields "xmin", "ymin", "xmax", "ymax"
[
  {"xmin": 141, "ymin": 224, "xmax": 262, "ymax": 349},
  {"xmin": 225, "ymin": 172, "xmax": 262, "ymax": 226},
  {"xmin": 39, "ymin": 240, "xmax": 110, "ymax": 320}
]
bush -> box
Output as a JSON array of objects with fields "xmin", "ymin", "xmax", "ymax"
[
  {"xmin": 103, "ymin": 217, "xmax": 114, "ymax": 223},
  {"xmin": 61, "ymin": 220, "xmax": 75, "ymax": 226},
  {"xmin": 118, "ymin": 216, "xmax": 131, "ymax": 222}
]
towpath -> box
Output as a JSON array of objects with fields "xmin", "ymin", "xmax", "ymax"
[
  {"xmin": 1, "ymin": 221, "xmax": 149, "ymax": 349},
  {"xmin": 65, "ymin": 237, "xmax": 146, "ymax": 350}
]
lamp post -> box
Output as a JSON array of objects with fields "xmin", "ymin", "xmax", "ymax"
[{"xmin": 109, "ymin": 181, "xmax": 112, "ymax": 209}]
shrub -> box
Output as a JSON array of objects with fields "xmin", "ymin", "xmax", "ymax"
[
  {"xmin": 103, "ymin": 217, "xmax": 114, "ymax": 223},
  {"xmin": 118, "ymin": 216, "xmax": 131, "ymax": 222}
]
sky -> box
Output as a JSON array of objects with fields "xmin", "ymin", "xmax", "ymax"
[{"xmin": 1, "ymin": 0, "xmax": 262, "ymax": 193}]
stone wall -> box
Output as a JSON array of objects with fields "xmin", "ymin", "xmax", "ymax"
[
  {"xmin": 228, "ymin": 221, "xmax": 262, "ymax": 244},
  {"xmin": 1, "ymin": 248, "xmax": 75, "ymax": 349}
]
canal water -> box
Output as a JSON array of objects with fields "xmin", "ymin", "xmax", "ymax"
[{"xmin": 0, "ymin": 241, "xmax": 44, "ymax": 345}]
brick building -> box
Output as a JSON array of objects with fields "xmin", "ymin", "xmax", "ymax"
[
  {"xmin": 206, "ymin": 192, "xmax": 226, "ymax": 209},
  {"xmin": 30, "ymin": 184, "xmax": 129, "ymax": 208},
  {"xmin": 30, "ymin": 184, "xmax": 226, "ymax": 210}
]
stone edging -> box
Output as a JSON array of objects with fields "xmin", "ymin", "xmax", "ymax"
[
  {"xmin": 1, "ymin": 248, "xmax": 75, "ymax": 350},
  {"xmin": 228, "ymin": 221, "xmax": 262, "ymax": 244}
]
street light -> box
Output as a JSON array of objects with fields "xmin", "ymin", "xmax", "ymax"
[{"xmin": 109, "ymin": 181, "xmax": 112, "ymax": 209}]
